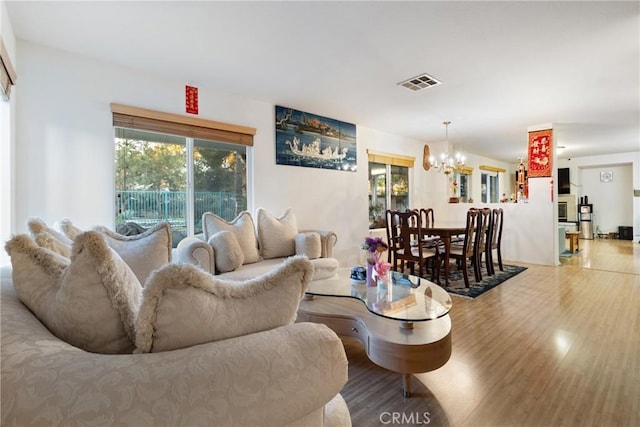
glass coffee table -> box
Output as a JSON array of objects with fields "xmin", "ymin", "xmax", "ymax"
[
  {"xmin": 305, "ymin": 269, "xmax": 452, "ymax": 329},
  {"xmin": 298, "ymin": 268, "xmax": 453, "ymax": 397}
]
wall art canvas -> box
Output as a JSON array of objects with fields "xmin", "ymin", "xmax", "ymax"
[
  {"xmin": 275, "ymin": 106, "xmax": 357, "ymax": 171},
  {"xmin": 527, "ymin": 129, "xmax": 553, "ymax": 177}
]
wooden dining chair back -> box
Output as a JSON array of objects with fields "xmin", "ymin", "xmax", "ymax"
[
  {"xmin": 393, "ymin": 210, "xmax": 438, "ymax": 279},
  {"xmin": 385, "ymin": 210, "xmax": 401, "ymax": 266},
  {"xmin": 418, "ymin": 207, "xmax": 442, "ymax": 250},
  {"xmin": 419, "ymin": 208, "xmax": 435, "ymax": 229},
  {"xmin": 448, "ymin": 208, "xmax": 481, "ymax": 288},
  {"xmin": 475, "ymin": 208, "xmax": 492, "ymax": 278},
  {"xmin": 487, "ymin": 208, "xmax": 504, "ymax": 274}
]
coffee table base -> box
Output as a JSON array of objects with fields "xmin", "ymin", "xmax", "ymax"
[{"xmin": 297, "ymin": 295, "xmax": 452, "ymax": 397}]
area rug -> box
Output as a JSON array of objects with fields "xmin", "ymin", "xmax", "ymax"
[
  {"xmin": 437, "ymin": 263, "xmax": 527, "ymax": 298},
  {"xmin": 340, "ymin": 337, "xmax": 450, "ymax": 427}
]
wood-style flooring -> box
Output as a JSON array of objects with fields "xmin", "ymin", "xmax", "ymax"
[{"xmin": 343, "ymin": 237, "xmax": 640, "ymax": 427}]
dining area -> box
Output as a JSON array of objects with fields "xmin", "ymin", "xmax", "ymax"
[{"xmin": 383, "ymin": 206, "xmax": 504, "ymax": 289}]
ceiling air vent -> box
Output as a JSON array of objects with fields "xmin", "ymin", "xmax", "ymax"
[{"xmin": 398, "ymin": 73, "xmax": 441, "ymax": 91}]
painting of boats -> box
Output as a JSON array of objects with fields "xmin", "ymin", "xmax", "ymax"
[{"xmin": 275, "ymin": 105, "xmax": 357, "ymax": 171}]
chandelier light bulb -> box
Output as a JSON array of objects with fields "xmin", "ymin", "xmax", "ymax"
[{"xmin": 429, "ymin": 120, "xmax": 465, "ymax": 175}]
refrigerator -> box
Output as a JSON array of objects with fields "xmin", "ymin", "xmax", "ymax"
[{"xmin": 579, "ymin": 204, "xmax": 593, "ymax": 239}]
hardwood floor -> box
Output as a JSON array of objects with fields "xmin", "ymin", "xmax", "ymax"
[{"xmin": 344, "ymin": 237, "xmax": 640, "ymax": 426}]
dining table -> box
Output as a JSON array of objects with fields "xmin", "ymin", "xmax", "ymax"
[{"xmin": 424, "ymin": 225, "xmax": 467, "ymax": 285}]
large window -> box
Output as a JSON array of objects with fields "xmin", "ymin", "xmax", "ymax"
[
  {"xmin": 367, "ymin": 150, "xmax": 413, "ymax": 229},
  {"xmin": 112, "ymin": 104, "xmax": 254, "ymax": 246},
  {"xmin": 481, "ymin": 171, "xmax": 499, "ymax": 203},
  {"xmin": 453, "ymin": 170, "xmax": 471, "ymax": 203}
]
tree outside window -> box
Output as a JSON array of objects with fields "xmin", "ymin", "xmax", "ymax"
[{"xmin": 115, "ymin": 128, "xmax": 247, "ymax": 246}]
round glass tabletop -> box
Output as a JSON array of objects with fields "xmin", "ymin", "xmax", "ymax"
[{"xmin": 306, "ymin": 268, "xmax": 452, "ymax": 322}]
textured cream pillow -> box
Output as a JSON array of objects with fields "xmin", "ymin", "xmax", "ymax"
[
  {"xmin": 135, "ymin": 255, "xmax": 313, "ymax": 353},
  {"xmin": 207, "ymin": 230, "xmax": 245, "ymax": 273},
  {"xmin": 93, "ymin": 222, "xmax": 172, "ymax": 285},
  {"xmin": 202, "ymin": 211, "xmax": 260, "ymax": 264},
  {"xmin": 295, "ymin": 232, "xmax": 321, "ymax": 259},
  {"xmin": 4, "ymin": 231, "xmax": 142, "ymax": 354},
  {"xmin": 256, "ymin": 208, "xmax": 298, "ymax": 260}
]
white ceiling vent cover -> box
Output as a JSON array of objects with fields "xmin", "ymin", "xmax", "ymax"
[{"xmin": 398, "ymin": 73, "xmax": 441, "ymax": 91}]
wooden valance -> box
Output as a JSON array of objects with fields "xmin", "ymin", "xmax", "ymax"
[
  {"xmin": 455, "ymin": 165, "xmax": 474, "ymax": 174},
  {"xmin": 111, "ymin": 103, "xmax": 256, "ymax": 146},
  {"xmin": 367, "ymin": 149, "xmax": 415, "ymax": 168},
  {"xmin": 479, "ymin": 165, "xmax": 506, "ymax": 173}
]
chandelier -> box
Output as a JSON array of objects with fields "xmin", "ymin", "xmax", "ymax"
[{"xmin": 428, "ymin": 121, "xmax": 465, "ymax": 175}]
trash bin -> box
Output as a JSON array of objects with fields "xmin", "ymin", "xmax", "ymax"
[{"xmin": 618, "ymin": 226, "xmax": 633, "ymax": 240}]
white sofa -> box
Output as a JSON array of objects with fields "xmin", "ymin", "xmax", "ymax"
[
  {"xmin": 1, "ymin": 269, "xmax": 350, "ymax": 426},
  {"xmin": 175, "ymin": 209, "xmax": 339, "ymax": 280},
  {"xmin": 1, "ymin": 217, "xmax": 351, "ymax": 426}
]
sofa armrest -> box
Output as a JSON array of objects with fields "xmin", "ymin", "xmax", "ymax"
[
  {"xmin": 175, "ymin": 235, "xmax": 215, "ymax": 273},
  {"xmin": 1, "ymin": 285, "xmax": 348, "ymax": 426},
  {"xmin": 299, "ymin": 229, "xmax": 337, "ymax": 258}
]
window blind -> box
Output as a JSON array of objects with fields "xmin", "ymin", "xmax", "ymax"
[
  {"xmin": 0, "ymin": 38, "xmax": 17, "ymax": 101},
  {"xmin": 111, "ymin": 103, "xmax": 256, "ymax": 146}
]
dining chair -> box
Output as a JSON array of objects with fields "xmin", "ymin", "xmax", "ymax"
[
  {"xmin": 448, "ymin": 208, "xmax": 481, "ymax": 288},
  {"xmin": 416, "ymin": 208, "xmax": 441, "ymax": 249},
  {"xmin": 486, "ymin": 208, "xmax": 504, "ymax": 275},
  {"xmin": 419, "ymin": 208, "xmax": 435, "ymax": 228},
  {"xmin": 385, "ymin": 209, "xmax": 401, "ymax": 268},
  {"xmin": 475, "ymin": 208, "xmax": 492, "ymax": 279},
  {"xmin": 392, "ymin": 210, "xmax": 439, "ymax": 280}
]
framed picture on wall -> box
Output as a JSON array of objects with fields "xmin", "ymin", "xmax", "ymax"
[
  {"xmin": 275, "ymin": 106, "xmax": 357, "ymax": 172},
  {"xmin": 600, "ymin": 170, "xmax": 613, "ymax": 183}
]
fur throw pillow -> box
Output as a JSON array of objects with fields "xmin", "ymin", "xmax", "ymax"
[
  {"xmin": 4, "ymin": 231, "xmax": 142, "ymax": 354},
  {"xmin": 135, "ymin": 255, "xmax": 313, "ymax": 353},
  {"xmin": 27, "ymin": 217, "xmax": 73, "ymax": 246},
  {"xmin": 93, "ymin": 222, "xmax": 172, "ymax": 285}
]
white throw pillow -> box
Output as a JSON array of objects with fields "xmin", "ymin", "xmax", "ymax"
[
  {"xmin": 207, "ymin": 230, "xmax": 245, "ymax": 273},
  {"xmin": 93, "ymin": 222, "xmax": 172, "ymax": 285},
  {"xmin": 256, "ymin": 208, "xmax": 298, "ymax": 260},
  {"xmin": 295, "ymin": 232, "xmax": 321, "ymax": 259},
  {"xmin": 135, "ymin": 255, "xmax": 313, "ymax": 353},
  {"xmin": 202, "ymin": 211, "xmax": 260, "ymax": 264},
  {"xmin": 4, "ymin": 232, "xmax": 142, "ymax": 354}
]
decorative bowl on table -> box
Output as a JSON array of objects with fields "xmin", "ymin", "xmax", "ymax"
[{"xmin": 350, "ymin": 266, "xmax": 367, "ymax": 284}]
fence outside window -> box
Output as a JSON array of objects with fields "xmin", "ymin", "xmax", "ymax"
[{"xmin": 115, "ymin": 190, "xmax": 241, "ymax": 235}]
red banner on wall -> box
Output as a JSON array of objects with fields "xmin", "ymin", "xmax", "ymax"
[
  {"xmin": 185, "ymin": 85, "xmax": 198, "ymax": 115},
  {"xmin": 527, "ymin": 129, "xmax": 553, "ymax": 177}
]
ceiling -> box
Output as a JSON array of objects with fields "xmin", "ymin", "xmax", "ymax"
[{"xmin": 5, "ymin": 1, "xmax": 639, "ymax": 163}]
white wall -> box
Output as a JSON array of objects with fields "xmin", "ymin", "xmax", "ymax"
[
  {"xmin": 12, "ymin": 40, "xmax": 627, "ymax": 270},
  {"xmin": 11, "ymin": 41, "xmax": 395, "ymax": 267},
  {"xmin": 558, "ymin": 152, "xmax": 640, "ymax": 238}
]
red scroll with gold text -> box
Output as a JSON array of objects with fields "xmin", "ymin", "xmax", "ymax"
[{"xmin": 527, "ymin": 129, "xmax": 553, "ymax": 177}]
